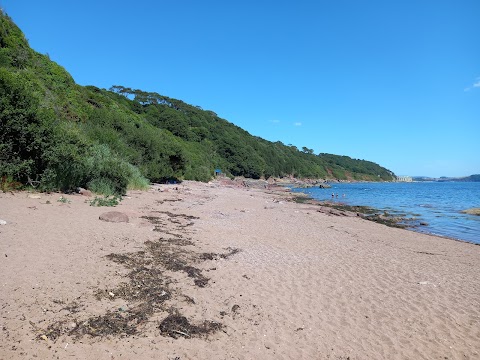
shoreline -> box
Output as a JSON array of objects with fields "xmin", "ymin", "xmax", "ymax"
[
  {"xmin": 290, "ymin": 193, "xmax": 479, "ymax": 246},
  {"xmin": 285, "ymin": 182, "xmax": 479, "ymax": 246},
  {"xmin": 1, "ymin": 181, "xmax": 480, "ymax": 359}
]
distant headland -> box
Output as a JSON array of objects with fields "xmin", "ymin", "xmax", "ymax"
[{"xmin": 410, "ymin": 174, "xmax": 480, "ymax": 182}]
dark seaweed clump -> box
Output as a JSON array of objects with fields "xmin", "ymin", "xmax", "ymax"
[{"xmin": 159, "ymin": 311, "xmax": 223, "ymax": 339}]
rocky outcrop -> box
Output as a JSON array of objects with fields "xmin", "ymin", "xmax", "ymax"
[{"xmin": 461, "ymin": 208, "xmax": 480, "ymax": 216}]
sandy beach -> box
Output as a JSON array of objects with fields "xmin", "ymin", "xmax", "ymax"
[{"xmin": 1, "ymin": 181, "xmax": 479, "ymax": 360}]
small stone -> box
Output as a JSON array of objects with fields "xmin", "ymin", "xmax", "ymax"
[{"xmin": 0, "ymin": 219, "xmax": 6, "ymax": 225}]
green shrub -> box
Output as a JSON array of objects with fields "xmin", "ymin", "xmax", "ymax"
[
  {"xmin": 89, "ymin": 195, "xmax": 121, "ymax": 207},
  {"xmin": 87, "ymin": 178, "xmax": 116, "ymax": 196},
  {"xmin": 126, "ymin": 163, "xmax": 150, "ymax": 190},
  {"xmin": 84, "ymin": 144, "xmax": 134, "ymax": 195},
  {"xmin": 39, "ymin": 122, "xmax": 90, "ymax": 192}
]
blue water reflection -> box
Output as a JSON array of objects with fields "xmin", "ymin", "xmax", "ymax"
[{"xmin": 291, "ymin": 182, "xmax": 480, "ymax": 244}]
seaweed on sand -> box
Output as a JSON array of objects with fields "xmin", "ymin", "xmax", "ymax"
[
  {"xmin": 200, "ymin": 247, "xmax": 241, "ymax": 261},
  {"xmin": 72, "ymin": 311, "xmax": 138, "ymax": 338},
  {"xmin": 159, "ymin": 311, "xmax": 222, "ymax": 339},
  {"xmin": 38, "ymin": 210, "xmax": 239, "ymax": 341}
]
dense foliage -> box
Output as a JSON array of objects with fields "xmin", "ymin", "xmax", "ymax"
[{"xmin": 0, "ymin": 12, "xmax": 395, "ymax": 194}]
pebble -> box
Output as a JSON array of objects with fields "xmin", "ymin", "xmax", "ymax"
[{"xmin": 0, "ymin": 219, "xmax": 6, "ymax": 225}]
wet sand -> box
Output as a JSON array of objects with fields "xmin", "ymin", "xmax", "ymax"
[{"xmin": 1, "ymin": 181, "xmax": 479, "ymax": 359}]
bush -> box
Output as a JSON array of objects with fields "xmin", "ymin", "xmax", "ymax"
[
  {"xmin": 41, "ymin": 135, "xmax": 148, "ymax": 195},
  {"xmin": 126, "ymin": 163, "xmax": 150, "ymax": 190},
  {"xmin": 84, "ymin": 144, "xmax": 145, "ymax": 195}
]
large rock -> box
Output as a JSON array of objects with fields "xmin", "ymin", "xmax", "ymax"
[
  {"xmin": 461, "ymin": 208, "xmax": 480, "ymax": 216},
  {"xmin": 99, "ymin": 211, "xmax": 129, "ymax": 223}
]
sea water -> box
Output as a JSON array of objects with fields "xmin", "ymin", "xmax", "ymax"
[{"xmin": 291, "ymin": 182, "xmax": 480, "ymax": 244}]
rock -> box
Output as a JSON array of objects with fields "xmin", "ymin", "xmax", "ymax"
[
  {"xmin": 461, "ymin": 208, "xmax": 480, "ymax": 216},
  {"xmin": 78, "ymin": 188, "xmax": 93, "ymax": 197},
  {"xmin": 99, "ymin": 211, "xmax": 129, "ymax": 223},
  {"xmin": 0, "ymin": 219, "xmax": 7, "ymax": 225}
]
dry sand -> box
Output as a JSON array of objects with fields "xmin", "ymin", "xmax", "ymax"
[{"xmin": 1, "ymin": 181, "xmax": 479, "ymax": 360}]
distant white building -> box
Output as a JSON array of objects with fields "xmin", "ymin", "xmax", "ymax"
[{"xmin": 397, "ymin": 175, "xmax": 413, "ymax": 182}]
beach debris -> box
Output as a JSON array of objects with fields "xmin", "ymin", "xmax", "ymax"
[
  {"xmin": 73, "ymin": 311, "xmax": 138, "ymax": 337},
  {"xmin": 418, "ymin": 281, "xmax": 436, "ymax": 287},
  {"xmin": 57, "ymin": 196, "xmax": 71, "ymax": 204},
  {"xmin": 201, "ymin": 247, "xmax": 241, "ymax": 261},
  {"xmin": 414, "ymin": 251, "xmax": 440, "ymax": 256},
  {"xmin": 0, "ymin": 219, "xmax": 6, "ymax": 225},
  {"xmin": 99, "ymin": 211, "xmax": 129, "ymax": 223},
  {"xmin": 27, "ymin": 194, "xmax": 41, "ymax": 199}
]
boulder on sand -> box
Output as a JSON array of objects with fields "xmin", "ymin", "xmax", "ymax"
[
  {"xmin": 78, "ymin": 188, "xmax": 93, "ymax": 197},
  {"xmin": 99, "ymin": 211, "xmax": 129, "ymax": 223}
]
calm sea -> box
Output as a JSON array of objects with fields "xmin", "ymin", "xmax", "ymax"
[{"xmin": 291, "ymin": 182, "xmax": 480, "ymax": 244}]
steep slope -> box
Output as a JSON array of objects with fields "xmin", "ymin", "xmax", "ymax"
[{"xmin": 0, "ymin": 12, "xmax": 395, "ymax": 194}]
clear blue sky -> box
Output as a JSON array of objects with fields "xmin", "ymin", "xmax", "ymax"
[{"xmin": 3, "ymin": 0, "xmax": 479, "ymax": 177}]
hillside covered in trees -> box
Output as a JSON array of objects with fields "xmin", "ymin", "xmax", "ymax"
[{"xmin": 0, "ymin": 12, "xmax": 395, "ymax": 195}]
